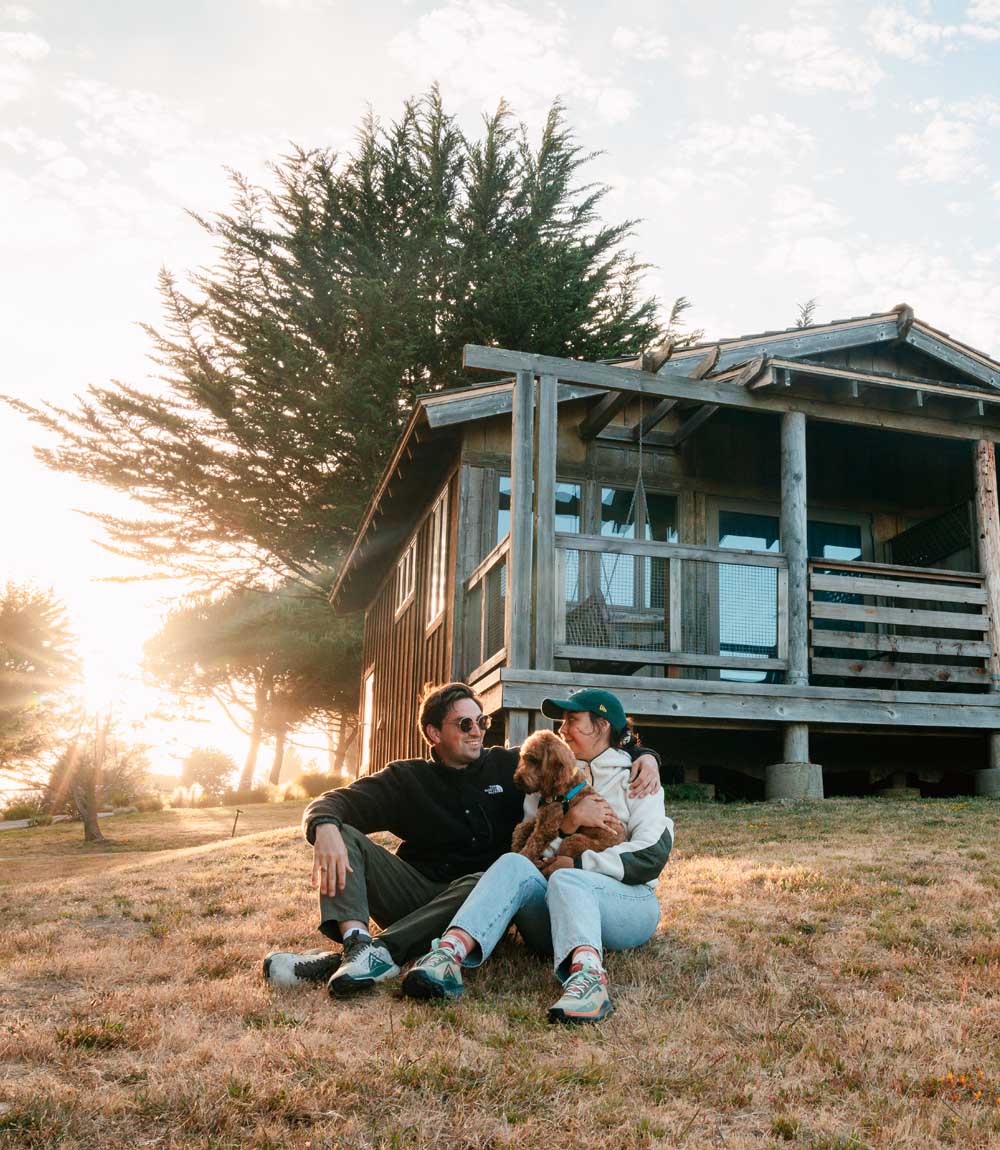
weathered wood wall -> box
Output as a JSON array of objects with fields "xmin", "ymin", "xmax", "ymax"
[{"xmin": 360, "ymin": 467, "xmax": 459, "ymax": 771}]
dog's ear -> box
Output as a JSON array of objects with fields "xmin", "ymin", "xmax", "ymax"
[{"xmin": 543, "ymin": 731, "xmax": 578, "ymax": 795}]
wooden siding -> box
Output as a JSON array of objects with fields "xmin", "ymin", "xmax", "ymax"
[{"xmin": 359, "ymin": 469, "xmax": 458, "ymax": 771}]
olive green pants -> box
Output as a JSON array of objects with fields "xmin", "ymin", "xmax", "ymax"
[{"xmin": 317, "ymin": 824, "xmax": 483, "ymax": 964}]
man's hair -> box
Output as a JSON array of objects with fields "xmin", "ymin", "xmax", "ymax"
[{"xmin": 418, "ymin": 681, "xmax": 482, "ymax": 742}]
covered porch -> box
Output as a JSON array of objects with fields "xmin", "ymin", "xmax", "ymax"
[{"xmin": 455, "ymin": 320, "xmax": 1000, "ymax": 798}]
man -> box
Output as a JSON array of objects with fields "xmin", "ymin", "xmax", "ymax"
[{"xmin": 264, "ymin": 681, "xmax": 660, "ymax": 997}]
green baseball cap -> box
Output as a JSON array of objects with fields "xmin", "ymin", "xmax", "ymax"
[{"xmin": 540, "ymin": 688, "xmax": 627, "ymax": 734}]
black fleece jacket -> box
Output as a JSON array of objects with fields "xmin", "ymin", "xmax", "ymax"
[{"xmin": 302, "ymin": 744, "xmax": 660, "ymax": 885}]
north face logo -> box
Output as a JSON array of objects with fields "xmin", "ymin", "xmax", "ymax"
[{"xmin": 483, "ymin": 784, "xmax": 504, "ymax": 795}]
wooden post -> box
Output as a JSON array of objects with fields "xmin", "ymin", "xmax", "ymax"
[
  {"xmin": 767, "ymin": 411, "xmax": 823, "ymax": 799},
  {"xmin": 508, "ymin": 369, "xmax": 534, "ymax": 669},
  {"xmin": 973, "ymin": 440, "xmax": 1000, "ymax": 795},
  {"xmin": 534, "ymin": 373, "xmax": 558, "ymax": 671},
  {"xmin": 506, "ymin": 369, "xmax": 535, "ymax": 749}
]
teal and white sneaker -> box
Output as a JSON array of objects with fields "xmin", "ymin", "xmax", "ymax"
[
  {"xmin": 547, "ymin": 963, "xmax": 614, "ymax": 1024},
  {"xmin": 263, "ymin": 949, "xmax": 341, "ymax": 988},
  {"xmin": 327, "ymin": 933, "xmax": 400, "ymax": 998},
  {"xmin": 401, "ymin": 940, "xmax": 465, "ymax": 1001}
]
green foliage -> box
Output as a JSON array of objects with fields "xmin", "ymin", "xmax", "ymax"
[
  {"xmin": 4, "ymin": 89, "xmax": 664, "ymax": 595},
  {"xmin": 2, "ymin": 797, "xmax": 46, "ymax": 821},
  {"xmin": 145, "ymin": 583, "xmax": 361, "ymax": 787},
  {"xmin": 180, "ymin": 746, "xmax": 238, "ymax": 801},
  {"xmin": 0, "ymin": 582, "xmax": 79, "ymax": 786},
  {"xmin": 293, "ymin": 770, "xmax": 347, "ymax": 797},
  {"xmin": 662, "ymin": 782, "xmax": 715, "ymax": 803},
  {"xmin": 795, "ymin": 298, "xmax": 818, "ymax": 328}
]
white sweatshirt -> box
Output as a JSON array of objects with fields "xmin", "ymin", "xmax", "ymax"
[{"xmin": 521, "ymin": 746, "xmax": 674, "ymax": 887}]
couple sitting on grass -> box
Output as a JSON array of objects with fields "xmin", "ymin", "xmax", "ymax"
[{"xmin": 264, "ymin": 681, "xmax": 673, "ymax": 1024}]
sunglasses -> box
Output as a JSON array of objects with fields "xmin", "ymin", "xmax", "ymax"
[{"xmin": 446, "ymin": 715, "xmax": 492, "ymax": 733}]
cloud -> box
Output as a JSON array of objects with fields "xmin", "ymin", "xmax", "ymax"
[
  {"xmin": 675, "ymin": 113, "xmax": 815, "ymax": 169},
  {"xmin": 864, "ymin": 2, "xmax": 1000, "ymax": 58},
  {"xmin": 59, "ymin": 75, "xmax": 199, "ymax": 155},
  {"xmin": 769, "ymin": 184, "xmax": 849, "ymax": 235},
  {"xmin": 0, "ymin": 27, "xmax": 46, "ymax": 104},
  {"xmin": 2, "ymin": 4, "xmax": 33, "ymax": 21},
  {"xmin": 390, "ymin": 1, "xmax": 638, "ymax": 126},
  {"xmin": 611, "ymin": 26, "xmax": 669, "ymax": 61},
  {"xmin": 747, "ymin": 24, "xmax": 883, "ymax": 95},
  {"xmin": 896, "ymin": 115, "xmax": 986, "ymax": 183}
]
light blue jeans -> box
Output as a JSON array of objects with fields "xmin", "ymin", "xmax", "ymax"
[{"xmin": 449, "ymin": 852, "xmax": 661, "ymax": 980}]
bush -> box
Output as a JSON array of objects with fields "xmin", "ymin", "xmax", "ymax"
[
  {"xmin": 220, "ymin": 786, "xmax": 270, "ymax": 806},
  {"xmin": 27, "ymin": 813, "xmax": 53, "ymax": 827},
  {"xmin": 294, "ymin": 772, "xmax": 348, "ymax": 798},
  {"xmin": 3, "ymin": 797, "xmax": 46, "ymax": 821},
  {"xmin": 134, "ymin": 794, "xmax": 164, "ymax": 812},
  {"xmin": 662, "ymin": 782, "xmax": 715, "ymax": 803}
]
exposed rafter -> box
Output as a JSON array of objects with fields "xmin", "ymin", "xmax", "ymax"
[{"xmin": 578, "ymin": 391, "xmax": 630, "ymax": 440}]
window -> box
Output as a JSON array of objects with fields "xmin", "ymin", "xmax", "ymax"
[
  {"xmin": 715, "ymin": 509, "xmax": 865, "ymax": 682},
  {"xmin": 600, "ymin": 487, "xmax": 678, "ymax": 608},
  {"xmin": 497, "ymin": 476, "xmax": 582, "ymax": 599},
  {"xmin": 427, "ymin": 489, "xmax": 449, "ymax": 627},
  {"xmin": 395, "ymin": 538, "xmax": 417, "ymax": 617},
  {"xmin": 359, "ymin": 668, "xmax": 375, "ymax": 774}
]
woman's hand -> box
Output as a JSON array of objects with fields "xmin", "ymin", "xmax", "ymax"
[
  {"xmin": 628, "ymin": 753, "xmax": 660, "ymax": 798},
  {"xmin": 539, "ymin": 856, "xmax": 574, "ymax": 877},
  {"xmin": 562, "ymin": 793, "xmax": 617, "ymax": 835},
  {"xmin": 312, "ymin": 824, "xmax": 352, "ymax": 896}
]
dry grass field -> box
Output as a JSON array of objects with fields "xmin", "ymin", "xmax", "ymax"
[{"xmin": 3, "ymin": 798, "xmax": 1000, "ymax": 1149}]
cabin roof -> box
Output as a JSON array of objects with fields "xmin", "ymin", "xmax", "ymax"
[{"xmin": 330, "ymin": 306, "xmax": 1000, "ymax": 614}]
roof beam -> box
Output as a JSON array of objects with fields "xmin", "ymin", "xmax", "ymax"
[
  {"xmin": 461, "ymin": 344, "xmax": 1000, "ymax": 442},
  {"xmin": 905, "ymin": 324, "xmax": 1000, "ymax": 389},
  {"xmin": 630, "ymin": 397, "xmax": 678, "ymax": 440},
  {"xmin": 578, "ymin": 390, "xmax": 630, "ymax": 440},
  {"xmin": 670, "ymin": 404, "xmax": 720, "ymax": 446}
]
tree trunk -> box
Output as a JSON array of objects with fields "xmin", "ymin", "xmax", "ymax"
[
  {"xmin": 268, "ymin": 724, "xmax": 287, "ymax": 786},
  {"xmin": 72, "ymin": 782, "xmax": 106, "ymax": 843},
  {"xmin": 333, "ymin": 716, "xmax": 359, "ymax": 776},
  {"xmin": 238, "ymin": 682, "xmax": 268, "ymax": 790}
]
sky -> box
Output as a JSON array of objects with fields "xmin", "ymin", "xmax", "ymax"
[{"xmin": 2, "ymin": 0, "xmax": 999, "ymax": 774}]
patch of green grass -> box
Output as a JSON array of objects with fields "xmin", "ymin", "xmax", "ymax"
[{"xmin": 56, "ymin": 1018, "xmax": 127, "ymax": 1051}]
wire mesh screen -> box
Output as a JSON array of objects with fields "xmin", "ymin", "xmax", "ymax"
[
  {"xmin": 561, "ymin": 549, "xmax": 780, "ymax": 671},
  {"xmin": 483, "ymin": 558, "xmax": 507, "ymax": 660},
  {"xmin": 885, "ymin": 503, "xmax": 972, "ymax": 568}
]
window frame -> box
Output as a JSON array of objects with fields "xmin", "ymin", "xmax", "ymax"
[
  {"xmin": 394, "ymin": 536, "xmax": 417, "ymax": 620},
  {"xmin": 425, "ymin": 488, "xmax": 449, "ymax": 632},
  {"xmin": 359, "ymin": 666, "xmax": 376, "ymax": 775}
]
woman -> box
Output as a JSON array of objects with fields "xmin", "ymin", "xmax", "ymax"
[{"xmin": 401, "ymin": 688, "xmax": 673, "ymax": 1023}]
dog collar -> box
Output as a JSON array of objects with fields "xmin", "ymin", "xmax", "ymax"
[{"xmin": 539, "ymin": 781, "xmax": 587, "ymax": 815}]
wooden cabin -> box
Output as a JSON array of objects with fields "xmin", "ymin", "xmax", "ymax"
[{"xmin": 330, "ymin": 306, "xmax": 1000, "ymax": 798}]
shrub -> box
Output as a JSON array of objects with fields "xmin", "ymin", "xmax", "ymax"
[
  {"xmin": 134, "ymin": 794, "xmax": 165, "ymax": 812},
  {"xmin": 221, "ymin": 786, "xmax": 270, "ymax": 806},
  {"xmin": 662, "ymin": 782, "xmax": 715, "ymax": 803},
  {"xmin": 27, "ymin": 814, "xmax": 53, "ymax": 827},
  {"xmin": 294, "ymin": 772, "xmax": 348, "ymax": 798},
  {"xmin": 3, "ymin": 797, "xmax": 46, "ymax": 821}
]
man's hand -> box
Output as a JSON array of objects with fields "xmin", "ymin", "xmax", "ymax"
[
  {"xmin": 628, "ymin": 753, "xmax": 660, "ymax": 798},
  {"xmin": 539, "ymin": 855, "xmax": 574, "ymax": 877},
  {"xmin": 312, "ymin": 823, "xmax": 352, "ymax": 896},
  {"xmin": 561, "ymin": 793, "xmax": 618, "ymax": 835}
]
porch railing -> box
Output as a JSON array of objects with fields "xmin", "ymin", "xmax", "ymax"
[
  {"xmin": 553, "ymin": 534, "xmax": 789, "ymax": 676},
  {"xmin": 808, "ymin": 559, "xmax": 991, "ymax": 688},
  {"xmin": 463, "ymin": 536, "xmax": 509, "ymax": 680}
]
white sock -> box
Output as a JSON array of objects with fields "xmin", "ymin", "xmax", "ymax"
[
  {"xmin": 439, "ymin": 933, "xmax": 470, "ymax": 962},
  {"xmin": 343, "ymin": 927, "xmax": 371, "ymax": 943},
  {"xmin": 573, "ymin": 948, "xmax": 603, "ymax": 971}
]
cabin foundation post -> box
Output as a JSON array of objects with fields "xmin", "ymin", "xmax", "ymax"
[
  {"xmin": 766, "ymin": 411, "xmax": 824, "ymax": 801},
  {"xmin": 506, "ymin": 369, "xmax": 535, "ymax": 746},
  {"xmin": 973, "ymin": 440, "xmax": 1000, "ymax": 796}
]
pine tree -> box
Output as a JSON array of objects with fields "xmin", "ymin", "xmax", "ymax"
[{"xmin": 5, "ymin": 89, "xmax": 665, "ymax": 596}]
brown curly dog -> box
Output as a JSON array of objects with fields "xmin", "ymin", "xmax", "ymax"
[{"xmin": 510, "ymin": 730, "xmax": 626, "ymax": 866}]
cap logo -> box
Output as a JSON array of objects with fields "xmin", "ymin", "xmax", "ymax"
[{"xmin": 599, "ymin": 704, "xmax": 607, "ymax": 712}]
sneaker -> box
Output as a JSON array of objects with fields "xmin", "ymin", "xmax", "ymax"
[
  {"xmin": 327, "ymin": 933, "xmax": 400, "ymax": 998},
  {"xmin": 262, "ymin": 949, "xmax": 342, "ymax": 988},
  {"xmin": 547, "ymin": 963, "xmax": 614, "ymax": 1024},
  {"xmin": 401, "ymin": 940, "xmax": 465, "ymax": 1001}
]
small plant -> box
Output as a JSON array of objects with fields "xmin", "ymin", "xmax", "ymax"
[
  {"xmin": 56, "ymin": 1019, "xmax": 127, "ymax": 1051},
  {"xmin": 662, "ymin": 783, "xmax": 715, "ymax": 803}
]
